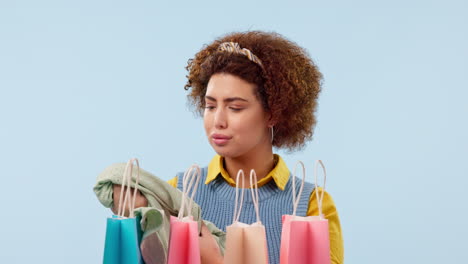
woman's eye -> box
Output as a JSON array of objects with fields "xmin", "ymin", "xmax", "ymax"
[
  {"xmin": 205, "ymin": 106, "xmax": 215, "ymax": 110},
  {"xmin": 230, "ymin": 107, "xmax": 243, "ymax": 112}
]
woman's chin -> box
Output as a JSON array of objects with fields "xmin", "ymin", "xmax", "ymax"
[
  {"xmin": 212, "ymin": 145, "xmax": 235, "ymax": 158},
  {"xmin": 213, "ymin": 149, "xmax": 231, "ymax": 157}
]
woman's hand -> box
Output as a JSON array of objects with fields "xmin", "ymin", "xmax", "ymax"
[
  {"xmin": 112, "ymin": 184, "xmax": 148, "ymax": 216},
  {"xmin": 199, "ymin": 221, "xmax": 223, "ymax": 264},
  {"xmin": 113, "ymin": 185, "xmax": 222, "ymax": 264}
]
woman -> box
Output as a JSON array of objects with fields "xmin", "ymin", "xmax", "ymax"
[{"xmin": 114, "ymin": 31, "xmax": 344, "ymax": 264}]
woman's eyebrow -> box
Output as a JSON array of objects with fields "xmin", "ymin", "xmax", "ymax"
[{"xmin": 205, "ymin": 95, "xmax": 249, "ymax": 103}]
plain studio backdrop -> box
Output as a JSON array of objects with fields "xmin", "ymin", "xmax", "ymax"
[{"xmin": 0, "ymin": 0, "xmax": 466, "ymax": 263}]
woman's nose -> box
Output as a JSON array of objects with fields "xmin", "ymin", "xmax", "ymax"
[{"xmin": 214, "ymin": 108, "xmax": 227, "ymax": 129}]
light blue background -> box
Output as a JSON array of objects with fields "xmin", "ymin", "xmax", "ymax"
[{"xmin": 1, "ymin": 0, "xmax": 467, "ymax": 263}]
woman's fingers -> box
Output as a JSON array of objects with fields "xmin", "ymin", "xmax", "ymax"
[{"xmin": 199, "ymin": 222, "xmax": 223, "ymax": 264}]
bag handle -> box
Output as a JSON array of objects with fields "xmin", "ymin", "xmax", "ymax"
[
  {"xmin": 291, "ymin": 161, "xmax": 306, "ymax": 216},
  {"xmin": 178, "ymin": 164, "xmax": 201, "ymax": 219},
  {"xmin": 314, "ymin": 160, "xmax": 327, "ymax": 218},
  {"xmin": 249, "ymin": 169, "xmax": 261, "ymax": 223},
  {"xmin": 232, "ymin": 169, "xmax": 245, "ymax": 224},
  {"xmin": 117, "ymin": 158, "xmax": 141, "ymax": 218}
]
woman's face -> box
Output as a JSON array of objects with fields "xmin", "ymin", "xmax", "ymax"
[{"xmin": 204, "ymin": 73, "xmax": 271, "ymax": 158}]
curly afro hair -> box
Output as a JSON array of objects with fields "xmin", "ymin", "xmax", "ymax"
[{"xmin": 184, "ymin": 31, "xmax": 323, "ymax": 152}]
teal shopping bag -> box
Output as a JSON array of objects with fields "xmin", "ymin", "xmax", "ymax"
[
  {"xmin": 103, "ymin": 215, "xmax": 143, "ymax": 264},
  {"xmin": 103, "ymin": 158, "xmax": 144, "ymax": 264}
]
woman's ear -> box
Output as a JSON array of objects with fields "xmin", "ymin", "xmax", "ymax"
[{"xmin": 267, "ymin": 112, "xmax": 277, "ymax": 127}]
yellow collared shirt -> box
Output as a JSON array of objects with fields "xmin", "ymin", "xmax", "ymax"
[{"xmin": 168, "ymin": 154, "xmax": 344, "ymax": 264}]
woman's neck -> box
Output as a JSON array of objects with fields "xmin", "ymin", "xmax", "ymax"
[{"xmin": 223, "ymin": 146, "xmax": 275, "ymax": 188}]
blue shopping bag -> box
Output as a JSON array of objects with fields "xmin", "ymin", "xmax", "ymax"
[{"xmin": 103, "ymin": 158, "xmax": 144, "ymax": 264}]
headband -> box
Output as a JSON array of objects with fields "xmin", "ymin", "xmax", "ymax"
[{"xmin": 217, "ymin": 42, "xmax": 264, "ymax": 69}]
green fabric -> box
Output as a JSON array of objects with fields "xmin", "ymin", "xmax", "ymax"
[{"xmin": 94, "ymin": 163, "xmax": 226, "ymax": 263}]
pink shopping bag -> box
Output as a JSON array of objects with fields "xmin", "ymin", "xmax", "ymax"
[
  {"xmin": 167, "ymin": 165, "xmax": 202, "ymax": 264},
  {"xmin": 224, "ymin": 169, "xmax": 269, "ymax": 264},
  {"xmin": 280, "ymin": 160, "xmax": 331, "ymax": 264}
]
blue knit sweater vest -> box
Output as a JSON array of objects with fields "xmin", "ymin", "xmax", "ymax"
[{"xmin": 176, "ymin": 166, "xmax": 315, "ymax": 264}]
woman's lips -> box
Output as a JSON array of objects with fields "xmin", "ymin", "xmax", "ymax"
[
  {"xmin": 213, "ymin": 138, "xmax": 230, "ymax": 145},
  {"xmin": 212, "ymin": 134, "xmax": 231, "ymax": 145}
]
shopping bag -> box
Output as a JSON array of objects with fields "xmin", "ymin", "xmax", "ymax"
[
  {"xmin": 103, "ymin": 158, "xmax": 144, "ymax": 264},
  {"xmin": 224, "ymin": 169, "xmax": 269, "ymax": 264},
  {"xmin": 167, "ymin": 165, "xmax": 202, "ymax": 264},
  {"xmin": 279, "ymin": 160, "xmax": 331, "ymax": 264}
]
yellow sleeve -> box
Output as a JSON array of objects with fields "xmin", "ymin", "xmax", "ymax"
[
  {"xmin": 167, "ymin": 176, "xmax": 178, "ymax": 188},
  {"xmin": 307, "ymin": 187, "xmax": 344, "ymax": 264}
]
